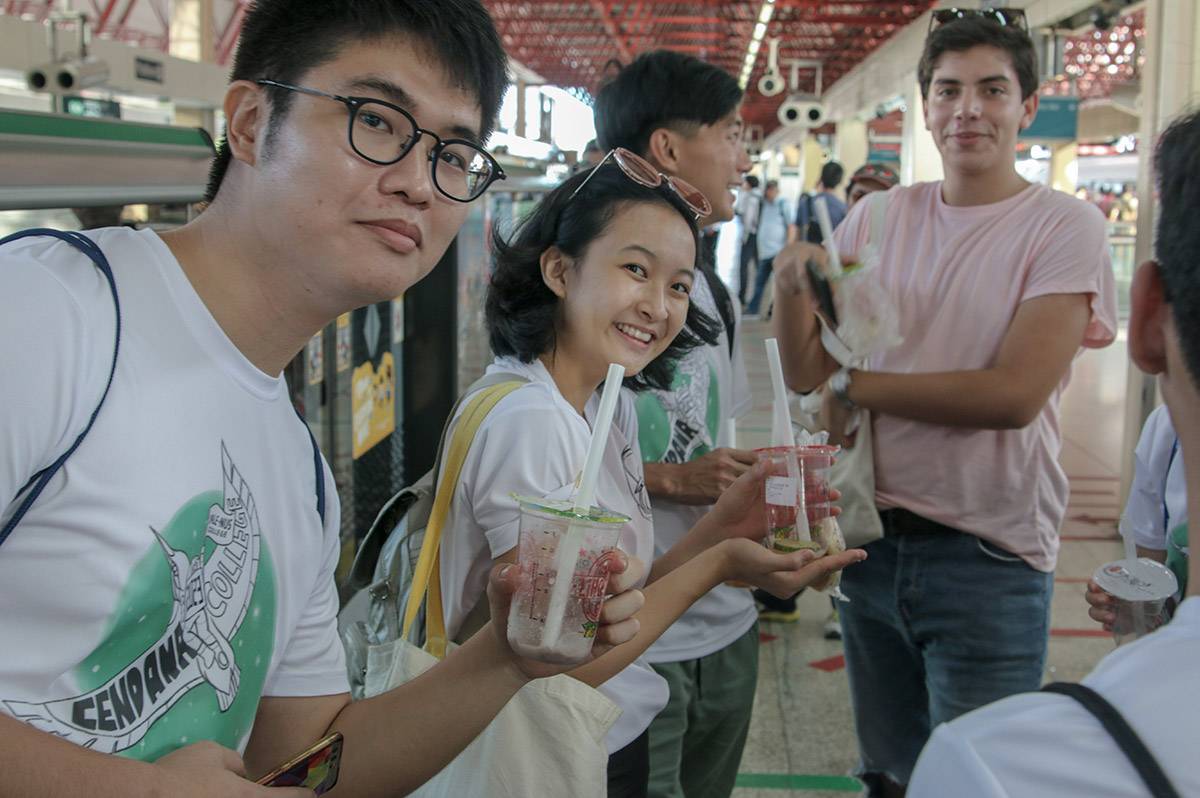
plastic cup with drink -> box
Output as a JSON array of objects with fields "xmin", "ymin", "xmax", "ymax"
[
  {"xmin": 506, "ymin": 363, "xmax": 628, "ymax": 665},
  {"xmin": 1093, "ymin": 519, "xmax": 1178, "ymax": 645},
  {"xmin": 506, "ymin": 497, "xmax": 629, "ymax": 664}
]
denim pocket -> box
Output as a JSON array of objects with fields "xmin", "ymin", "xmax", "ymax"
[{"xmin": 975, "ymin": 536, "xmax": 1024, "ymax": 563}]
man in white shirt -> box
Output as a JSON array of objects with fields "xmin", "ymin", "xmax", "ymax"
[
  {"xmin": 735, "ymin": 175, "xmax": 763, "ymax": 306},
  {"xmin": 908, "ymin": 107, "xmax": 1200, "ymax": 798},
  {"xmin": 0, "ymin": 3, "xmax": 646, "ymax": 796},
  {"xmin": 745, "ymin": 180, "xmax": 796, "ymax": 316}
]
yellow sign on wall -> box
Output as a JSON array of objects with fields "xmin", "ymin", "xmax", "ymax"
[{"xmin": 351, "ymin": 351, "xmax": 396, "ymax": 459}]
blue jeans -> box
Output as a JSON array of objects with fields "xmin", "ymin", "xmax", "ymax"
[
  {"xmin": 839, "ymin": 510, "xmax": 1054, "ymax": 791},
  {"xmin": 745, "ymin": 256, "xmax": 775, "ymax": 314}
]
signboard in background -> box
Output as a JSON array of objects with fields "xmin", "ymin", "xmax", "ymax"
[
  {"xmin": 63, "ymin": 96, "xmax": 121, "ymax": 119},
  {"xmin": 1020, "ymin": 96, "xmax": 1079, "ymax": 140},
  {"xmin": 351, "ymin": 351, "xmax": 396, "ymax": 459},
  {"xmin": 336, "ymin": 313, "xmax": 352, "ymax": 372},
  {"xmin": 867, "ymin": 140, "xmax": 901, "ymax": 165},
  {"xmin": 135, "ymin": 57, "xmax": 164, "ymax": 83},
  {"xmin": 306, "ymin": 332, "xmax": 324, "ymax": 385}
]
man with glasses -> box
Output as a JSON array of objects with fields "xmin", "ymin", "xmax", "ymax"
[
  {"xmin": 773, "ymin": 11, "xmax": 1116, "ymax": 796},
  {"xmin": 0, "ymin": 2, "xmax": 645, "ymax": 796}
]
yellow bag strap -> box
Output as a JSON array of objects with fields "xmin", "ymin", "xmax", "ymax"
[{"xmin": 402, "ymin": 381, "xmax": 523, "ymax": 659}]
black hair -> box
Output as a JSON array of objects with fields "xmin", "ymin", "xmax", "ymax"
[
  {"xmin": 204, "ymin": 0, "xmax": 507, "ymax": 203},
  {"xmin": 819, "ymin": 161, "xmax": 844, "ymax": 189},
  {"xmin": 745, "ymin": 175, "xmax": 760, "ymax": 189},
  {"xmin": 918, "ymin": 16, "xmax": 1038, "ymax": 100},
  {"xmin": 593, "ymin": 49, "xmax": 743, "ymax": 157},
  {"xmin": 1154, "ymin": 109, "xmax": 1200, "ymax": 385},
  {"xmin": 487, "ymin": 164, "xmax": 721, "ymax": 392}
]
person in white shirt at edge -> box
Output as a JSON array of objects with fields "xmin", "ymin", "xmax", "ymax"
[
  {"xmin": 0, "ymin": 3, "xmax": 662, "ymax": 796},
  {"xmin": 735, "ymin": 175, "xmax": 763, "ymax": 307},
  {"xmin": 908, "ymin": 108, "xmax": 1200, "ymax": 798},
  {"xmin": 744, "ymin": 179, "xmax": 797, "ymax": 317},
  {"xmin": 1086, "ymin": 404, "xmax": 1189, "ymax": 630},
  {"xmin": 592, "ymin": 49, "xmax": 765, "ymax": 798},
  {"xmin": 438, "ymin": 156, "xmax": 866, "ymax": 797},
  {"xmin": 770, "ymin": 13, "xmax": 1117, "ymax": 797}
]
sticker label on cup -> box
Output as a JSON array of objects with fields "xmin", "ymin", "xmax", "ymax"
[{"xmin": 765, "ymin": 476, "xmax": 797, "ymax": 506}]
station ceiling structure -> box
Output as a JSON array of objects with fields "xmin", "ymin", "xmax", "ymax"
[{"xmin": 483, "ymin": 1, "xmax": 939, "ymax": 132}]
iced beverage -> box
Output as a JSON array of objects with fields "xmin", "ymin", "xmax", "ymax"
[
  {"xmin": 507, "ymin": 496, "xmax": 628, "ymax": 665},
  {"xmin": 756, "ymin": 446, "xmax": 823, "ymax": 553},
  {"xmin": 1093, "ymin": 558, "xmax": 1178, "ymax": 646},
  {"xmin": 795, "ymin": 444, "xmax": 839, "ymax": 525}
]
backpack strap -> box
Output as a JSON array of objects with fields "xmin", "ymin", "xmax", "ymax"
[
  {"xmin": 402, "ymin": 379, "xmax": 525, "ymax": 658},
  {"xmin": 0, "ymin": 229, "xmax": 120, "ymax": 548},
  {"xmin": 1041, "ymin": 682, "xmax": 1181, "ymax": 798},
  {"xmin": 293, "ymin": 406, "xmax": 326, "ymax": 526}
]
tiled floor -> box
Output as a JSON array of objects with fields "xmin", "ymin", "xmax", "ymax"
[{"xmin": 730, "ymin": 317, "xmax": 1128, "ymax": 797}]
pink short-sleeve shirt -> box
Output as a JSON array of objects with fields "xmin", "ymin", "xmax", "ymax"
[{"xmin": 833, "ymin": 181, "xmax": 1118, "ymax": 571}]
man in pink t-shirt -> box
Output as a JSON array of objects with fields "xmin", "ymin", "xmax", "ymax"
[{"xmin": 773, "ymin": 13, "xmax": 1117, "ymax": 797}]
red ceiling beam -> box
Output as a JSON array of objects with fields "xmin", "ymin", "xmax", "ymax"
[
  {"xmin": 216, "ymin": 0, "xmax": 249, "ymax": 65},
  {"xmin": 588, "ymin": 0, "xmax": 631, "ymax": 62}
]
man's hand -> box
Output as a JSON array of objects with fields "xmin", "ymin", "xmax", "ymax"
[
  {"xmin": 1084, "ymin": 579, "xmax": 1117, "ymax": 632},
  {"xmin": 771, "ymin": 241, "xmax": 828, "ymax": 297},
  {"xmin": 486, "ymin": 556, "xmax": 646, "ymax": 679},
  {"xmin": 651, "ymin": 448, "xmax": 758, "ymax": 505},
  {"xmin": 154, "ymin": 741, "xmax": 315, "ymax": 797},
  {"xmin": 818, "ymin": 386, "xmax": 857, "ymax": 449},
  {"xmin": 718, "ymin": 538, "xmax": 866, "ymax": 599}
]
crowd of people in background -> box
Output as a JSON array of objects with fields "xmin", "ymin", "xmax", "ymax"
[{"xmin": 1, "ymin": 1, "xmax": 1197, "ymax": 797}]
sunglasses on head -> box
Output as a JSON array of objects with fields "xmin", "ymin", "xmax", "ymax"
[
  {"xmin": 569, "ymin": 147, "xmax": 712, "ymax": 220},
  {"xmin": 928, "ymin": 7, "xmax": 1029, "ymax": 34}
]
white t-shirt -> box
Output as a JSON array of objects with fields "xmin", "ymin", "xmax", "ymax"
[
  {"xmin": 635, "ymin": 274, "xmax": 756, "ymax": 663},
  {"xmin": 909, "ymin": 596, "xmax": 1200, "ymax": 797},
  {"xmin": 438, "ymin": 356, "xmax": 667, "ymax": 753},
  {"xmin": 757, "ymin": 197, "xmax": 794, "ymax": 261},
  {"xmin": 1126, "ymin": 405, "xmax": 1187, "ymax": 551},
  {"xmin": 0, "ymin": 228, "xmax": 347, "ymax": 761},
  {"xmin": 833, "ymin": 182, "xmax": 1118, "ymax": 571}
]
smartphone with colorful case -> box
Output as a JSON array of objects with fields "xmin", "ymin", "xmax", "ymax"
[{"xmin": 255, "ymin": 731, "xmax": 343, "ymax": 794}]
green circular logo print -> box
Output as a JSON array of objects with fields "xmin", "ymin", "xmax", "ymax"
[{"xmin": 4, "ymin": 443, "xmax": 279, "ymax": 762}]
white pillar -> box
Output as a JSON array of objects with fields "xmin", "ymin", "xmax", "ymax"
[
  {"xmin": 1119, "ymin": 0, "xmax": 1199, "ymax": 503},
  {"xmin": 835, "ymin": 118, "xmax": 869, "ymax": 176},
  {"xmin": 900, "ymin": 80, "xmax": 943, "ymax": 185}
]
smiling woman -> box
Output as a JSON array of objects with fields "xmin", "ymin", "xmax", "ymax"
[{"xmin": 486, "ymin": 161, "xmax": 720, "ymax": 402}]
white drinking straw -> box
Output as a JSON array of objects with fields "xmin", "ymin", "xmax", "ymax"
[
  {"xmin": 812, "ymin": 194, "xmax": 844, "ymax": 278},
  {"xmin": 541, "ymin": 363, "xmax": 626, "ymax": 647},
  {"xmin": 764, "ymin": 338, "xmax": 810, "ymax": 542}
]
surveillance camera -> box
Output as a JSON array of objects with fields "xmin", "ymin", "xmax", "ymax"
[
  {"xmin": 26, "ymin": 58, "xmax": 109, "ymax": 93},
  {"xmin": 777, "ymin": 94, "xmax": 826, "ymax": 128},
  {"xmin": 758, "ymin": 71, "xmax": 785, "ymax": 98},
  {"xmin": 1090, "ymin": 9, "xmax": 1113, "ymax": 31}
]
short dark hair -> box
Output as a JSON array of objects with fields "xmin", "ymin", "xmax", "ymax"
[
  {"xmin": 819, "ymin": 161, "xmax": 844, "ymax": 189},
  {"xmin": 765, "ymin": 180, "xmax": 779, "ymax": 191},
  {"xmin": 204, "ymin": 0, "xmax": 507, "ymax": 203},
  {"xmin": 918, "ymin": 16, "xmax": 1038, "ymax": 100},
  {"xmin": 487, "ymin": 165, "xmax": 721, "ymax": 392},
  {"xmin": 745, "ymin": 175, "xmax": 760, "ymax": 189},
  {"xmin": 1154, "ymin": 109, "xmax": 1200, "ymax": 385},
  {"xmin": 593, "ymin": 49, "xmax": 743, "ymax": 157}
]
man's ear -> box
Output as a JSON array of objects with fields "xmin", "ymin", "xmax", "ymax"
[
  {"xmin": 540, "ymin": 246, "xmax": 571, "ymax": 299},
  {"xmin": 1129, "ymin": 259, "xmax": 1170, "ymax": 376},
  {"xmin": 645, "ymin": 128, "xmax": 681, "ymax": 174},
  {"xmin": 1019, "ymin": 91, "xmax": 1040, "ymax": 131},
  {"xmin": 223, "ymin": 80, "xmax": 268, "ymax": 168}
]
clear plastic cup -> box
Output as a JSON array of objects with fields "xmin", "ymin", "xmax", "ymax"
[
  {"xmin": 1093, "ymin": 558, "xmax": 1178, "ymax": 646},
  {"xmin": 796, "ymin": 444, "xmax": 839, "ymax": 524},
  {"xmin": 756, "ymin": 446, "xmax": 828, "ymax": 553},
  {"xmin": 506, "ymin": 496, "xmax": 629, "ymax": 665}
]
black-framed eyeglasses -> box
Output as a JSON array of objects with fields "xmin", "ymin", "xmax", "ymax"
[
  {"xmin": 928, "ymin": 7, "xmax": 1028, "ymax": 35},
  {"xmin": 257, "ymin": 79, "xmax": 505, "ymax": 202}
]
